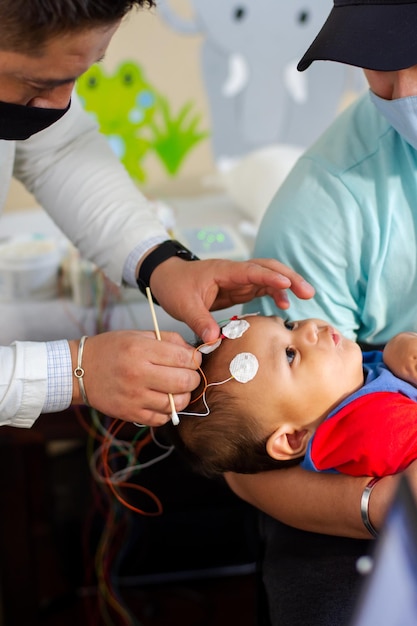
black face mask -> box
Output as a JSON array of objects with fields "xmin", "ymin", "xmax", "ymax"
[{"xmin": 0, "ymin": 99, "xmax": 71, "ymax": 140}]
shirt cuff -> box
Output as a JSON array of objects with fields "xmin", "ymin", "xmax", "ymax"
[
  {"xmin": 43, "ymin": 340, "xmax": 73, "ymax": 413},
  {"xmin": 122, "ymin": 236, "xmax": 168, "ymax": 287}
]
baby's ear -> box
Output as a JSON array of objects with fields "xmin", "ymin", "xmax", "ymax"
[{"xmin": 266, "ymin": 425, "xmax": 311, "ymax": 461}]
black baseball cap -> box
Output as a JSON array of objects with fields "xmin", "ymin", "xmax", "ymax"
[{"xmin": 298, "ymin": 0, "xmax": 417, "ymax": 72}]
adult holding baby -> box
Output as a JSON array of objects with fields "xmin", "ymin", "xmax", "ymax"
[{"xmin": 227, "ymin": 1, "xmax": 417, "ymax": 624}]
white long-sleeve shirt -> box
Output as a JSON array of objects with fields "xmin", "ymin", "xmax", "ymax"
[{"xmin": 1, "ymin": 95, "xmax": 168, "ymax": 427}]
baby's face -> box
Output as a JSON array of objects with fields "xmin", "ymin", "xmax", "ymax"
[{"xmin": 213, "ymin": 316, "xmax": 364, "ymax": 432}]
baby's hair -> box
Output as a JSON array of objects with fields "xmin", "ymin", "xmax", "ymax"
[{"xmin": 162, "ymin": 346, "xmax": 301, "ymax": 478}]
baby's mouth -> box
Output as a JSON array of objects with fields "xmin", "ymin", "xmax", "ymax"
[{"xmin": 329, "ymin": 327, "xmax": 340, "ymax": 346}]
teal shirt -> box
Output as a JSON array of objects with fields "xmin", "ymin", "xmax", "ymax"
[{"xmin": 245, "ymin": 91, "xmax": 417, "ymax": 346}]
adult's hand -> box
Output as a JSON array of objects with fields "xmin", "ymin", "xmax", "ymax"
[
  {"xmin": 149, "ymin": 256, "xmax": 315, "ymax": 343},
  {"xmin": 383, "ymin": 331, "xmax": 417, "ymax": 387},
  {"xmin": 69, "ymin": 330, "xmax": 201, "ymax": 426}
]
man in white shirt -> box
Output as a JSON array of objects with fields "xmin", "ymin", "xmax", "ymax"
[{"xmin": 0, "ymin": 0, "xmax": 313, "ymax": 428}]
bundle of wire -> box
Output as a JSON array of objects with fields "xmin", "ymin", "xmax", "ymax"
[{"xmin": 75, "ymin": 406, "xmax": 174, "ymax": 625}]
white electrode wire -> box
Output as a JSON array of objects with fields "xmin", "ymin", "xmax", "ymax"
[
  {"xmin": 90, "ymin": 436, "xmax": 175, "ymax": 484},
  {"xmin": 178, "ymin": 376, "xmax": 233, "ymax": 418},
  {"xmin": 150, "ymin": 426, "xmax": 174, "ymax": 451},
  {"xmin": 90, "ymin": 441, "xmax": 136, "ymax": 484}
]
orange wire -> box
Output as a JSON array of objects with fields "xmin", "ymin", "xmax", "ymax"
[
  {"xmin": 101, "ymin": 419, "xmax": 163, "ymax": 516},
  {"xmin": 76, "ymin": 408, "xmax": 163, "ymax": 516},
  {"xmin": 74, "ymin": 405, "xmax": 109, "ymax": 443},
  {"xmin": 187, "ymin": 343, "xmax": 212, "ymax": 405}
]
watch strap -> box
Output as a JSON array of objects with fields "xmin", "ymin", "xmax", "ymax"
[{"xmin": 137, "ymin": 239, "xmax": 199, "ymax": 302}]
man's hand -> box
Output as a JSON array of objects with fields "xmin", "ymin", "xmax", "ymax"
[
  {"xmin": 150, "ymin": 256, "xmax": 315, "ymax": 342},
  {"xmin": 70, "ymin": 330, "xmax": 201, "ymax": 426}
]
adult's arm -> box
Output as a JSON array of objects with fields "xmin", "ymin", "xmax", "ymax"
[
  {"xmin": 225, "ymin": 464, "xmax": 417, "ymax": 539},
  {"xmin": 1, "ymin": 330, "xmax": 201, "ymax": 428},
  {"xmin": 13, "ymin": 94, "xmax": 168, "ymax": 286}
]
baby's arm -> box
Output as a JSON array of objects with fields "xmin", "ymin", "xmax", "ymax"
[{"xmin": 383, "ymin": 332, "xmax": 417, "ymax": 387}]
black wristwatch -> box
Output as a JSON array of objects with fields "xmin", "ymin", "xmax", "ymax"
[{"xmin": 137, "ymin": 239, "xmax": 199, "ymax": 302}]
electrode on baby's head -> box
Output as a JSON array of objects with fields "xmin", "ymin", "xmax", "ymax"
[
  {"xmin": 221, "ymin": 318, "xmax": 250, "ymax": 339},
  {"xmin": 198, "ymin": 338, "xmax": 222, "ymax": 354},
  {"xmin": 198, "ymin": 316, "xmax": 253, "ymax": 354},
  {"xmin": 179, "ymin": 314, "xmax": 259, "ymax": 419},
  {"xmin": 229, "ymin": 352, "xmax": 259, "ymax": 383}
]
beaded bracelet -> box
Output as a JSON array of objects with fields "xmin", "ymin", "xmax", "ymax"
[
  {"xmin": 360, "ymin": 477, "xmax": 380, "ymax": 538},
  {"xmin": 73, "ymin": 335, "xmax": 89, "ymax": 406}
]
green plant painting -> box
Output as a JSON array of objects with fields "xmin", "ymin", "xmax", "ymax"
[{"xmin": 76, "ymin": 61, "xmax": 209, "ymax": 183}]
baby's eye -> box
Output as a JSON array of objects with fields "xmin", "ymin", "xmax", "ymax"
[
  {"xmin": 284, "ymin": 319, "xmax": 295, "ymax": 330},
  {"xmin": 286, "ymin": 347, "xmax": 296, "ymax": 365}
]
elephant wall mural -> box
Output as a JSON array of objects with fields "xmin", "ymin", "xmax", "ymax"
[{"xmin": 157, "ymin": 0, "xmax": 365, "ymax": 164}]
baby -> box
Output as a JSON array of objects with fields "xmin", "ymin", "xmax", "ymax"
[{"xmin": 162, "ymin": 315, "xmax": 417, "ymax": 479}]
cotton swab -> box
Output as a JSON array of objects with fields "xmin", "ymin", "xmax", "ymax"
[{"xmin": 145, "ymin": 287, "xmax": 179, "ymax": 426}]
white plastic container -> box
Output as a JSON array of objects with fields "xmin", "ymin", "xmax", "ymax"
[{"xmin": 0, "ymin": 234, "xmax": 63, "ymax": 301}]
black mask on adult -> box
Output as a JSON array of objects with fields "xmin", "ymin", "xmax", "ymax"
[{"xmin": 0, "ymin": 99, "xmax": 71, "ymax": 140}]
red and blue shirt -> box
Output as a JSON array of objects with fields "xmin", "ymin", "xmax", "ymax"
[{"xmin": 301, "ymin": 351, "xmax": 417, "ymax": 477}]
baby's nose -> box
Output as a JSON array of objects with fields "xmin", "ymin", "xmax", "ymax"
[{"xmin": 301, "ymin": 320, "xmax": 319, "ymax": 343}]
